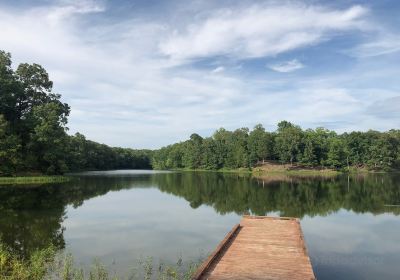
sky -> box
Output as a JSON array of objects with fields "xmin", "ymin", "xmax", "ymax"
[{"xmin": 0, "ymin": 0, "xmax": 399, "ymax": 148}]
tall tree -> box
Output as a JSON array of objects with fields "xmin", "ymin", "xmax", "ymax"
[
  {"xmin": 231, "ymin": 128, "xmax": 249, "ymax": 168},
  {"xmin": 0, "ymin": 115, "xmax": 21, "ymax": 175},
  {"xmin": 182, "ymin": 133, "xmax": 203, "ymax": 169},
  {"xmin": 325, "ymin": 137, "xmax": 347, "ymax": 168},
  {"xmin": 28, "ymin": 103, "xmax": 69, "ymax": 174},
  {"xmin": 368, "ymin": 133, "xmax": 397, "ymax": 170},
  {"xmin": 275, "ymin": 121, "xmax": 303, "ymax": 164},
  {"xmin": 301, "ymin": 134, "xmax": 317, "ymax": 166},
  {"xmin": 201, "ymin": 138, "xmax": 219, "ymax": 170},
  {"xmin": 248, "ymin": 124, "xmax": 273, "ymax": 165},
  {"xmin": 0, "ymin": 51, "xmax": 21, "ymax": 126}
]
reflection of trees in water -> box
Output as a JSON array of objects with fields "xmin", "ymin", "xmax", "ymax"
[
  {"xmin": 0, "ymin": 207, "xmax": 65, "ymax": 259},
  {"xmin": 154, "ymin": 173, "xmax": 400, "ymax": 217},
  {"xmin": 1, "ymin": 173, "xmax": 399, "ymax": 259},
  {"xmin": 0, "ymin": 176, "xmax": 153, "ymax": 258}
]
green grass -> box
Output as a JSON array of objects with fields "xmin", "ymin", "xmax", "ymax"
[
  {"xmin": 345, "ymin": 166, "xmax": 400, "ymax": 174},
  {"xmin": 172, "ymin": 167, "xmax": 340, "ymax": 177},
  {"xmin": 0, "ymin": 243, "xmax": 56, "ymax": 280},
  {"xmin": 0, "ymin": 242, "xmax": 199, "ymax": 280},
  {"xmin": 0, "ymin": 176, "xmax": 71, "ymax": 185}
]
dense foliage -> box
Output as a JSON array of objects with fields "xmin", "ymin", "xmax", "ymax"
[
  {"xmin": 0, "ymin": 51, "xmax": 151, "ymax": 176},
  {"xmin": 0, "ymin": 242, "xmax": 55, "ymax": 280},
  {"xmin": 152, "ymin": 121, "xmax": 400, "ymax": 171}
]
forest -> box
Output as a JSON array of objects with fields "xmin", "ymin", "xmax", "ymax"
[
  {"xmin": 0, "ymin": 51, "xmax": 151, "ymax": 176},
  {"xmin": 152, "ymin": 123, "xmax": 400, "ymax": 171},
  {"xmin": 1, "ymin": 50, "xmax": 400, "ymax": 176}
]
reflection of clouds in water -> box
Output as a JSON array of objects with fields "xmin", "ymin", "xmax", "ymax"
[
  {"xmin": 303, "ymin": 211, "xmax": 400, "ymax": 280},
  {"xmin": 63, "ymin": 187, "xmax": 239, "ymax": 273},
  {"xmin": 302, "ymin": 210, "xmax": 400, "ymax": 254}
]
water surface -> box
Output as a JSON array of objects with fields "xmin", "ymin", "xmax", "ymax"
[{"xmin": 1, "ymin": 171, "xmax": 399, "ymax": 279}]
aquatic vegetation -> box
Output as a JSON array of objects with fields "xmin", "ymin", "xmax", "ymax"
[
  {"xmin": 0, "ymin": 241, "xmax": 199, "ymax": 280},
  {"xmin": 0, "ymin": 243, "xmax": 56, "ymax": 280}
]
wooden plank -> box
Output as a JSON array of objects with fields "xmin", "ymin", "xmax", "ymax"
[
  {"xmin": 193, "ymin": 216, "xmax": 316, "ymax": 280},
  {"xmin": 191, "ymin": 223, "xmax": 241, "ymax": 280}
]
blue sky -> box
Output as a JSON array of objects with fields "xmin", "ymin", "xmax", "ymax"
[{"xmin": 0, "ymin": 0, "xmax": 399, "ymax": 148}]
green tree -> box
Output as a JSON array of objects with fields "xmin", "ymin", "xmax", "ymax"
[
  {"xmin": 248, "ymin": 124, "xmax": 273, "ymax": 165},
  {"xmin": 275, "ymin": 121, "xmax": 303, "ymax": 164},
  {"xmin": 166, "ymin": 144, "xmax": 184, "ymax": 169},
  {"xmin": 212, "ymin": 128, "xmax": 230, "ymax": 168},
  {"xmin": 300, "ymin": 128, "xmax": 333, "ymax": 166},
  {"xmin": 231, "ymin": 128, "xmax": 250, "ymax": 168},
  {"xmin": 0, "ymin": 51, "xmax": 22, "ymax": 127},
  {"xmin": 28, "ymin": 103, "xmax": 69, "ymax": 174},
  {"xmin": 301, "ymin": 135, "xmax": 317, "ymax": 166},
  {"xmin": 182, "ymin": 133, "xmax": 203, "ymax": 169},
  {"xmin": 0, "ymin": 115, "xmax": 21, "ymax": 175},
  {"xmin": 201, "ymin": 138, "xmax": 219, "ymax": 170},
  {"xmin": 389, "ymin": 130, "xmax": 400, "ymax": 169},
  {"xmin": 325, "ymin": 137, "xmax": 347, "ymax": 168},
  {"xmin": 368, "ymin": 133, "xmax": 397, "ymax": 170}
]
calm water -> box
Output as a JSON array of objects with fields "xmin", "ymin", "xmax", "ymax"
[{"xmin": 1, "ymin": 171, "xmax": 400, "ymax": 279}]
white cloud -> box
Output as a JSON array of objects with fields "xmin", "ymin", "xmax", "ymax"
[
  {"xmin": 211, "ymin": 66, "xmax": 225, "ymax": 73},
  {"xmin": 159, "ymin": 4, "xmax": 368, "ymax": 62},
  {"xmin": 348, "ymin": 34, "xmax": 400, "ymax": 57},
  {"xmin": 268, "ymin": 59, "xmax": 304, "ymax": 73}
]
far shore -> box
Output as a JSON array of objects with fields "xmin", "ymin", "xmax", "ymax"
[
  {"xmin": 172, "ymin": 162, "xmax": 399, "ymax": 176},
  {"xmin": 0, "ymin": 176, "xmax": 71, "ymax": 185}
]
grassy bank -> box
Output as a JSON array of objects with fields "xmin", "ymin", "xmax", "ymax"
[
  {"xmin": 0, "ymin": 242, "xmax": 198, "ymax": 280},
  {"xmin": 0, "ymin": 176, "xmax": 71, "ymax": 185},
  {"xmin": 253, "ymin": 169, "xmax": 339, "ymax": 176},
  {"xmin": 172, "ymin": 166, "xmax": 339, "ymax": 177}
]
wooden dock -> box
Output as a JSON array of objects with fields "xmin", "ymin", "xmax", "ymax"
[{"xmin": 192, "ymin": 216, "xmax": 315, "ymax": 280}]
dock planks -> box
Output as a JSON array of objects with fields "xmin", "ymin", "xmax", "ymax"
[{"xmin": 193, "ymin": 216, "xmax": 315, "ymax": 280}]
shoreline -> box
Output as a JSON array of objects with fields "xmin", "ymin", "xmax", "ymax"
[
  {"xmin": 0, "ymin": 176, "xmax": 71, "ymax": 185},
  {"xmin": 1, "ymin": 167, "xmax": 398, "ymax": 185},
  {"xmin": 171, "ymin": 166, "xmax": 399, "ymax": 176}
]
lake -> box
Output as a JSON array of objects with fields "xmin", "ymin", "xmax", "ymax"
[{"xmin": 1, "ymin": 170, "xmax": 400, "ymax": 279}]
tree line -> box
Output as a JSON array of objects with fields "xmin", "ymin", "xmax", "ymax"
[
  {"xmin": 0, "ymin": 51, "xmax": 151, "ymax": 176},
  {"xmin": 152, "ymin": 121, "xmax": 400, "ymax": 171}
]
